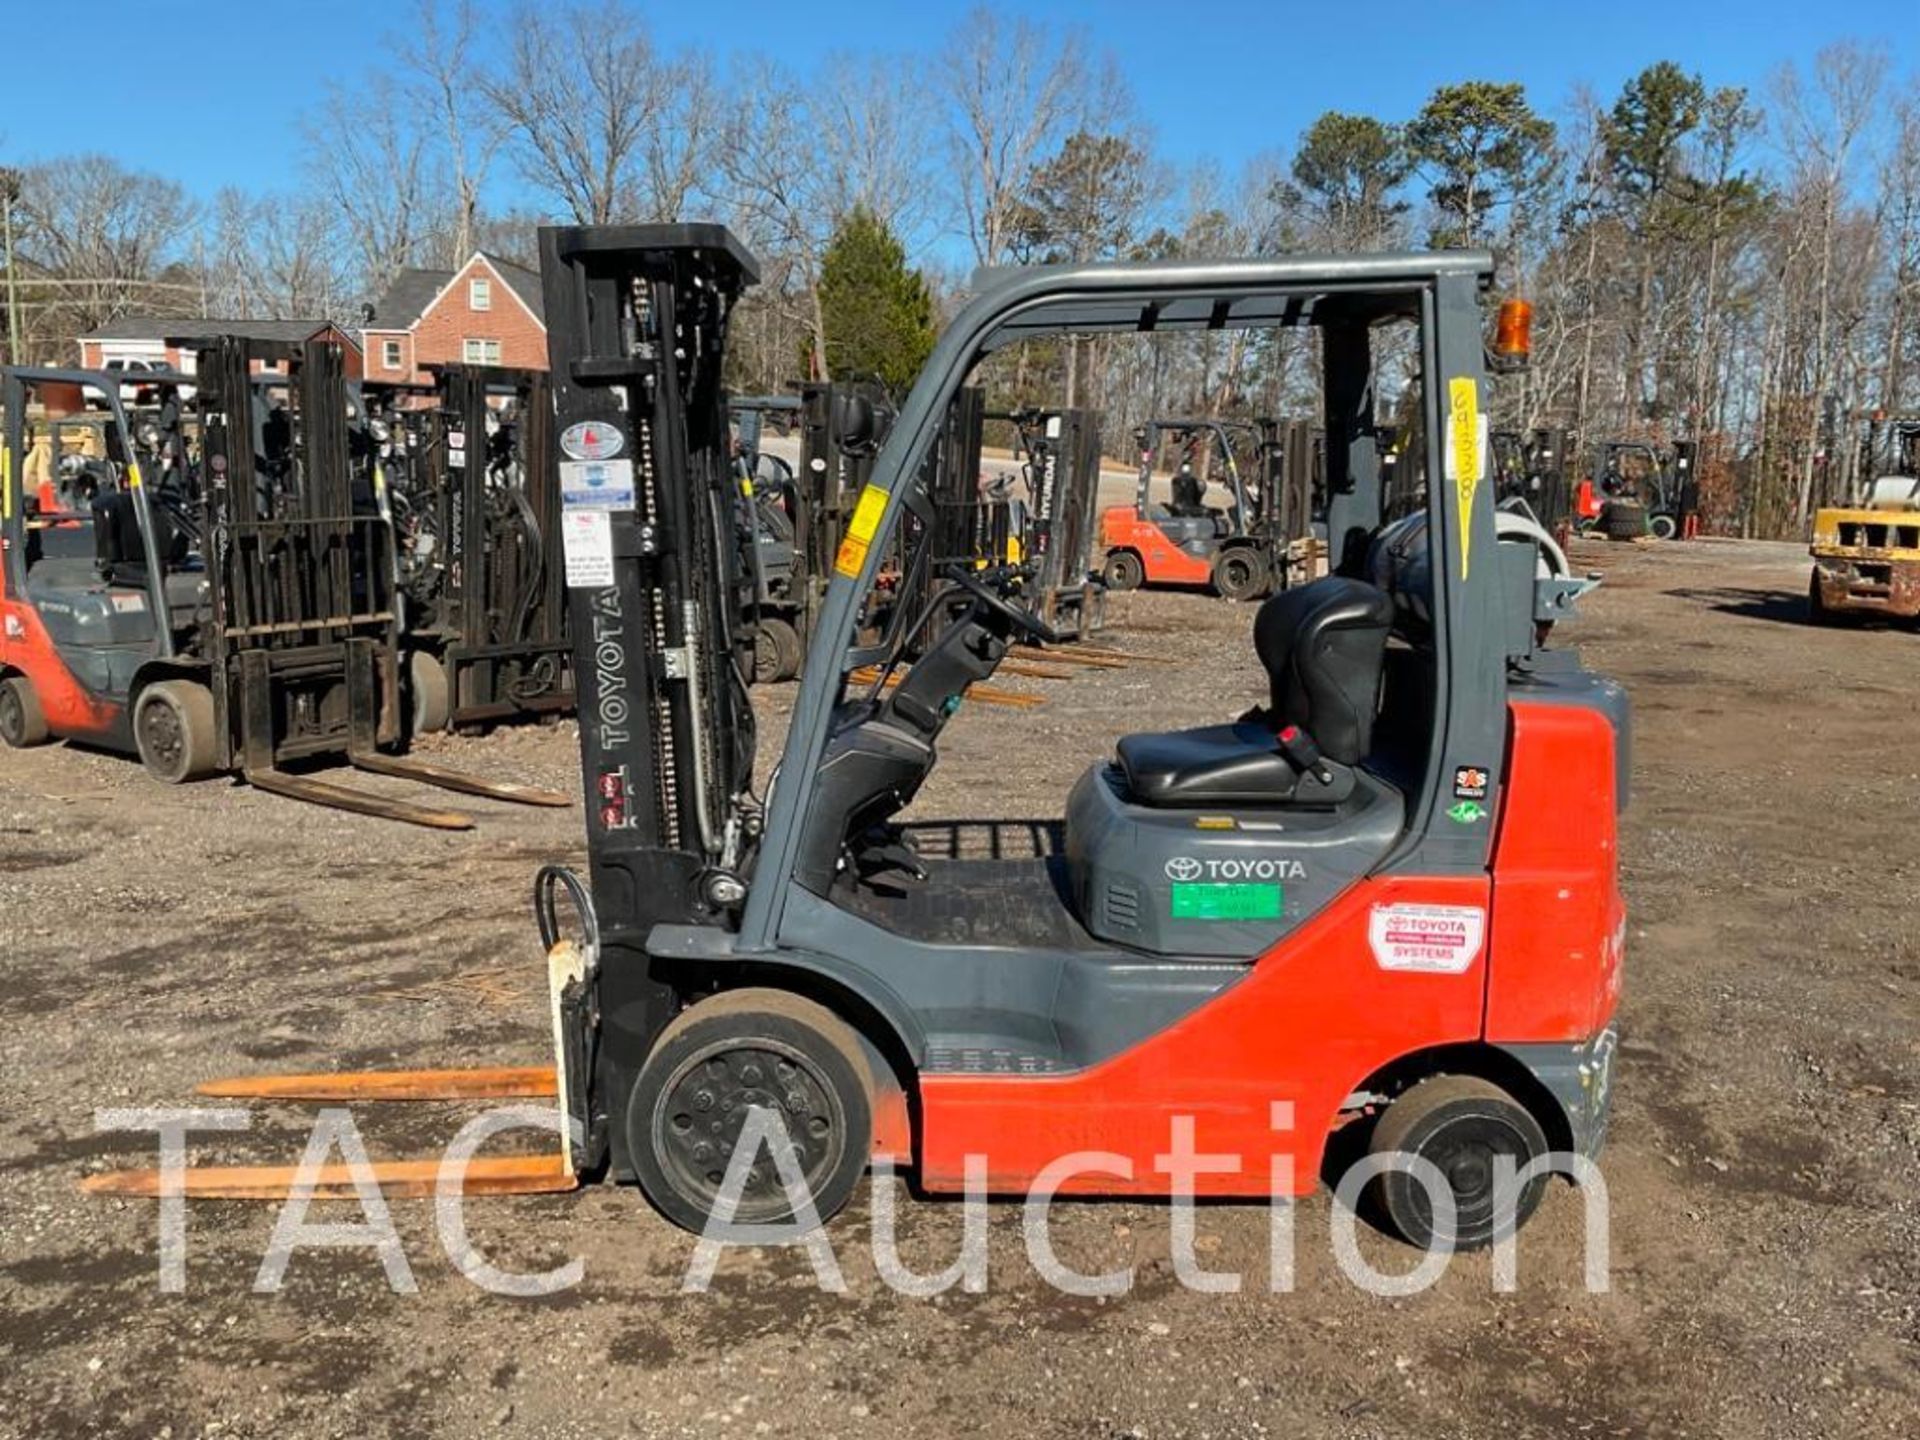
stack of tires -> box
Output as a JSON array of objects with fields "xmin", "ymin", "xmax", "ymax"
[{"xmin": 1598, "ymin": 500, "xmax": 1648, "ymax": 541}]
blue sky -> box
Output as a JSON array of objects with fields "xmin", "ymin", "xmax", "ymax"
[{"xmin": 3, "ymin": 0, "xmax": 1910, "ymax": 218}]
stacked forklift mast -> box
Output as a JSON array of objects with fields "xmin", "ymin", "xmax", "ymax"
[
  {"xmin": 1014, "ymin": 406, "xmax": 1105, "ymax": 631},
  {"xmin": 924, "ymin": 387, "xmax": 990, "ymax": 566}
]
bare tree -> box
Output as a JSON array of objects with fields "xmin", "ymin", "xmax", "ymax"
[
  {"xmin": 1772, "ymin": 41, "xmax": 1889, "ymax": 521},
  {"xmin": 940, "ymin": 7, "xmax": 1089, "ymax": 269},
  {"xmin": 302, "ymin": 76, "xmax": 435, "ymax": 293},
  {"xmin": 810, "ymin": 53, "xmax": 937, "ymax": 240},
  {"xmin": 15, "ymin": 156, "xmax": 199, "ymax": 337},
  {"xmin": 1875, "ymin": 90, "xmax": 1920, "ymax": 414},
  {"xmin": 485, "ymin": 0, "xmax": 710, "ymax": 224},
  {"xmin": 208, "ymin": 188, "xmax": 350, "ymax": 320},
  {"xmin": 400, "ymin": 0, "xmax": 502, "ymax": 263}
]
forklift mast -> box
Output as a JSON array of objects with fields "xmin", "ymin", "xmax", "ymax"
[
  {"xmin": 538, "ymin": 224, "xmax": 761, "ymax": 945},
  {"xmin": 417, "ymin": 364, "xmax": 574, "ymax": 726},
  {"xmin": 193, "ymin": 335, "xmax": 406, "ymax": 769}
]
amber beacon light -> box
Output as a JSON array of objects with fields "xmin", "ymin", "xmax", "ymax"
[{"xmin": 1492, "ymin": 298, "xmax": 1533, "ymax": 364}]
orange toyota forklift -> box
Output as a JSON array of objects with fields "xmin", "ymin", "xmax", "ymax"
[{"xmin": 90, "ymin": 230, "xmax": 1625, "ymax": 1251}]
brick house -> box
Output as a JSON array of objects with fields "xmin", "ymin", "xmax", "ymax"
[
  {"xmin": 77, "ymin": 318, "xmax": 363, "ymax": 377},
  {"xmin": 361, "ymin": 251, "xmax": 546, "ymax": 385}
]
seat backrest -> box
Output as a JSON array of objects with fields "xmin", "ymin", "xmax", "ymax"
[{"xmin": 1253, "ymin": 575, "xmax": 1394, "ymax": 764}]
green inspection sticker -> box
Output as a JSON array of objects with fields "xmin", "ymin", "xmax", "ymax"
[{"xmin": 1171, "ymin": 882, "xmax": 1283, "ymax": 921}]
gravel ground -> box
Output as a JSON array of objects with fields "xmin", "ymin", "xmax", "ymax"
[{"xmin": 1, "ymin": 536, "xmax": 1916, "ymax": 1439}]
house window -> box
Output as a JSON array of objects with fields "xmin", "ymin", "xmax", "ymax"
[
  {"xmin": 470, "ymin": 277, "xmax": 491, "ymax": 311},
  {"xmin": 381, "ymin": 339, "xmax": 403, "ymax": 370},
  {"xmin": 463, "ymin": 338, "xmax": 501, "ymax": 365}
]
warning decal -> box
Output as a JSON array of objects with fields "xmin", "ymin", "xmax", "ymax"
[
  {"xmin": 834, "ymin": 483, "xmax": 890, "ymax": 578},
  {"xmin": 560, "ymin": 509, "xmax": 615, "ymax": 588},
  {"xmin": 1368, "ymin": 902, "xmax": 1486, "ymax": 975}
]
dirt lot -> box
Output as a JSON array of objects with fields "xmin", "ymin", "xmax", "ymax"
[{"xmin": 2, "ymin": 536, "xmax": 1917, "ymax": 1440}]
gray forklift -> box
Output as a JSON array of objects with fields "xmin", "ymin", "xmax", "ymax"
[{"xmin": 0, "ymin": 340, "xmax": 568, "ymax": 827}]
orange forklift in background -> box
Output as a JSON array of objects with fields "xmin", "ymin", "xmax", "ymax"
[{"xmin": 1102, "ymin": 416, "xmax": 1312, "ymax": 601}]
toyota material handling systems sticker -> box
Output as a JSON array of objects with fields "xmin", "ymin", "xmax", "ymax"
[
  {"xmin": 560, "ymin": 458, "xmax": 636, "ymax": 511},
  {"xmin": 1368, "ymin": 902, "xmax": 1486, "ymax": 974}
]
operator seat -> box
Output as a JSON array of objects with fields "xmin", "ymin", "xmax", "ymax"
[{"xmin": 1114, "ymin": 576, "xmax": 1394, "ymax": 807}]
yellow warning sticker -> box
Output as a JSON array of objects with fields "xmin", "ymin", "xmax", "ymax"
[
  {"xmin": 1447, "ymin": 377, "xmax": 1481, "ymax": 579},
  {"xmin": 127, "ymin": 461, "xmax": 144, "ymax": 489},
  {"xmin": 834, "ymin": 484, "xmax": 890, "ymax": 578}
]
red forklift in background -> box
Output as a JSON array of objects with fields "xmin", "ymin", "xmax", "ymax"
[
  {"xmin": 90, "ymin": 232, "xmax": 1625, "ymax": 1253},
  {"xmin": 1102, "ymin": 416, "xmax": 1313, "ymax": 600}
]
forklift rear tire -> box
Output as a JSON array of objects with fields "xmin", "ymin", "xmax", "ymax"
[
  {"xmin": 1648, "ymin": 513, "xmax": 1679, "ymax": 541},
  {"xmin": 1102, "ymin": 550, "xmax": 1145, "ymax": 591},
  {"xmin": 0, "ymin": 677, "xmax": 50, "ymax": 748},
  {"xmin": 409, "ymin": 651, "xmax": 452, "ymax": 735},
  {"xmin": 629, "ymin": 989, "xmax": 874, "ymax": 1235},
  {"xmin": 133, "ymin": 681, "xmax": 218, "ymax": 784},
  {"xmin": 1366, "ymin": 1075, "xmax": 1551, "ymax": 1251},
  {"xmin": 752, "ymin": 617, "xmax": 803, "ymax": 684},
  {"xmin": 1210, "ymin": 546, "xmax": 1269, "ymax": 602}
]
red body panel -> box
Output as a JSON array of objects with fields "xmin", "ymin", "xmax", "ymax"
[
  {"xmin": 1101, "ymin": 505, "xmax": 1213, "ymax": 585},
  {"xmin": 916, "ymin": 696, "xmax": 1624, "ymax": 1196},
  {"xmin": 1575, "ymin": 479, "xmax": 1602, "ymax": 521},
  {"xmin": 920, "ymin": 873, "xmax": 1490, "ymax": 1196},
  {"xmin": 1484, "ymin": 699, "xmax": 1624, "ymax": 1043},
  {"xmin": 0, "ymin": 592, "xmax": 126, "ymax": 742}
]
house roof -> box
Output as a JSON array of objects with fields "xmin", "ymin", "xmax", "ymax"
[
  {"xmin": 366, "ymin": 251, "xmax": 545, "ymax": 331},
  {"xmin": 80, "ymin": 317, "xmax": 358, "ymax": 348}
]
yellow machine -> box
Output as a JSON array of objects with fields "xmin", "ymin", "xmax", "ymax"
[{"xmin": 1810, "ymin": 419, "xmax": 1920, "ymax": 623}]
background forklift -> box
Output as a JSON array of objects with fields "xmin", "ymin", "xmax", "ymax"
[
  {"xmin": 1808, "ymin": 414, "xmax": 1920, "ymax": 623},
  {"xmin": 369, "ymin": 364, "xmax": 575, "ymax": 731},
  {"xmin": 94, "ymin": 229, "xmax": 1624, "ymax": 1255},
  {"xmin": 988, "ymin": 405, "xmax": 1107, "ymax": 636},
  {"xmin": 1588, "ymin": 439, "xmax": 1697, "ymax": 541},
  {"xmin": 0, "ymin": 341, "xmax": 566, "ymax": 827},
  {"xmin": 1103, "ymin": 416, "xmax": 1313, "ymax": 600},
  {"xmin": 733, "ymin": 383, "xmax": 893, "ymax": 680}
]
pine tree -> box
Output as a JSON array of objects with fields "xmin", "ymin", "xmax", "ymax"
[{"xmin": 816, "ymin": 206, "xmax": 937, "ymax": 393}]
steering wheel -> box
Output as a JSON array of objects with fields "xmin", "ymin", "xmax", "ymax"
[{"xmin": 942, "ymin": 562, "xmax": 1062, "ymax": 644}]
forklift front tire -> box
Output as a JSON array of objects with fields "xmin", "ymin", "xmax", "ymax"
[
  {"xmin": 628, "ymin": 989, "xmax": 875, "ymax": 1235},
  {"xmin": 1365, "ymin": 1075, "xmax": 1551, "ymax": 1252},
  {"xmin": 1648, "ymin": 513, "xmax": 1679, "ymax": 541},
  {"xmin": 0, "ymin": 676, "xmax": 50, "ymax": 748},
  {"xmin": 1210, "ymin": 546, "xmax": 1269, "ymax": 602},
  {"xmin": 1102, "ymin": 550, "xmax": 1144, "ymax": 591},
  {"xmin": 134, "ymin": 681, "xmax": 219, "ymax": 784},
  {"xmin": 409, "ymin": 651, "xmax": 452, "ymax": 736},
  {"xmin": 752, "ymin": 617, "xmax": 803, "ymax": 684}
]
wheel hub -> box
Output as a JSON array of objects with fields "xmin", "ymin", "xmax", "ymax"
[
  {"xmin": 142, "ymin": 704, "xmax": 183, "ymax": 766},
  {"xmin": 657, "ymin": 1044, "xmax": 840, "ymax": 1214}
]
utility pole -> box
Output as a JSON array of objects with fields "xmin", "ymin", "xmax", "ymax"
[{"xmin": 0, "ymin": 168, "xmax": 22, "ymax": 364}]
